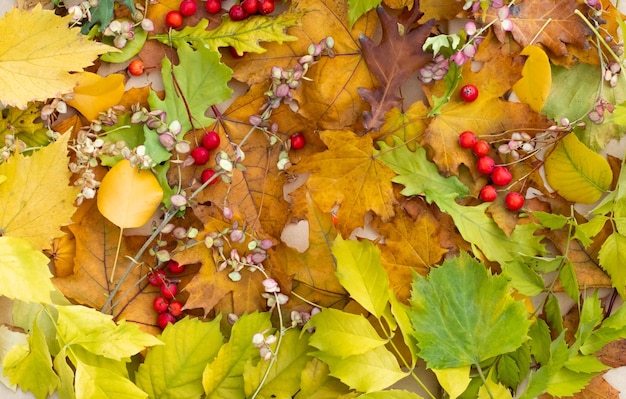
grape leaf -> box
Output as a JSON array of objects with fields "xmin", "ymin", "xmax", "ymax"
[
  {"xmin": 332, "ymin": 236, "xmax": 389, "ymax": 318},
  {"xmin": 136, "ymin": 317, "xmax": 223, "ymax": 399},
  {"xmin": 408, "ymin": 253, "xmax": 531, "ymax": 368},
  {"xmin": 0, "ymin": 5, "xmax": 112, "ymax": 109},
  {"xmin": 358, "ymin": 4, "xmax": 435, "ymax": 130},
  {"xmin": 0, "ymin": 132, "xmax": 79, "ymax": 250}
]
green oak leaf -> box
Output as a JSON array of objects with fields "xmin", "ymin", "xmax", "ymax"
[
  {"xmin": 347, "ymin": 0, "xmax": 381, "ymax": 27},
  {"xmin": 136, "ymin": 316, "xmax": 223, "ymax": 399},
  {"xmin": 203, "ymin": 312, "xmax": 271, "ymax": 399},
  {"xmin": 332, "ymin": 235, "xmax": 389, "ymax": 318},
  {"xmin": 148, "ymin": 43, "xmax": 232, "ymax": 135},
  {"xmin": 75, "ymin": 361, "xmax": 147, "ymax": 399},
  {"xmin": 408, "ymin": 253, "xmax": 531, "ymax": 368},
  {"xmin": 155, "ymin": 13, "xmax": 300, "ymax": 54},
  {"xmin": 598, "ymin": 232, "xmax": 626, "ymax": 298}
]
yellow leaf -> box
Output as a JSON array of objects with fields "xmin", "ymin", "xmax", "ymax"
[
  {"xmin": 0, "ymin": 133, "xmax": 79, "ymax": 250},
  {"xmin": 545, "ymin": 134, "xmax": 613, "ymax": 204},
  {"xmin": 512, "ymin": 45, "xmax": 552, "ymax": 113},
  {"xmin": 433, "ymin": 366, "xmax": 471, "ymax": 399},
  {"xmin": 0, "ymin": 5, "xmax": 113, "ymax": 109},
  {"xmin": 66, "ymin": 72, "xmax": 125, "ymax": 121},
  {"xmin": 97, "ymin": 160, "xmax": 163, "ymax": 228}
]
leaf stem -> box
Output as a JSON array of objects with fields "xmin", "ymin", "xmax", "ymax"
[
  {"xmin": 475, "ymin": 362, "xmax": 495, "ymax": 399},
  {"xmin": 574, "ymin": 9, "xmax": 621, "ymax": 63},
  {"xmin": 109, "ymin": 227, "xmax": 124, "ymax": 284}
]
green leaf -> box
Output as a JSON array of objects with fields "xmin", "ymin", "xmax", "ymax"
[
  {"xmin": 432, "ymin": 366, "xmax": 471, "ymax": 399},
  {"xmin": 545, "ymin": 368, "xmax": 596, "ymax": 398},
  {"xmin": 408, "ymin": 253, "xmax": 531, "ymax": 368},
  {"xmin": 389, "ymin": 291, "xmax": 419, "ymax": 363},
  {"xmin": 501, "ymin": 260, "xmax": 545, "ymax": 296},
  {"xmin": 542, "ymin": 63, "xmax": 598, "ymax": 125},
  {"xmin": 54, "ymin": 348, "xmax": 76, "ymax": 399},
  {"xmin": 423, "ymin": 34, "xmax": 462, "ymax": 57},
  {"xmin": 332, "ymin": 235, "xmax": 389, "ymax": 318},
  {"xmin": 496, "ymin": 344, "xmax": 531, "ymax": 388},
  {"xmin": 81, "ymin": 0, "xmax": 135, "ymax": 33},
  {"xmin": 528, "ymin": 319, "xmax": 551, "ymax": 365},
  {"xmin": 148, "ymin": 43, "xmax": 232, "ymax": 135},
  {"xmin": 203, "ymin": 312, "xmax": 271, "ymax": 399},
  {"xmin": 155, "ymin": 13, "xmax": 300, "ymax": 53},
  {"xmin": 580, "ymin": 304, "xmax": 626, "ymax": 354},
  {"xmin": 100, "ymin": 27, "xmax": 147, "ymax": 63},
  {"xmin": 136, "ymin": 316, "xmax": 223, "ymax": 399},
  {"xmin": 243, "ymin": 329, "xmax": 310, "ymax": 398},
  {"xmin": 99, "ymin": 113, "xmax": 146, "ymax": 167},
  {"xmin": 0, "ymin": 325, "xmax": 27, "ymax": 390},
  {"xmin": 306, "ymin": 308, "xmax": 387, "ymax": 359},
  {"xmin": 358, "ymin": 390, "xmax": 425, "ymax": 399},
  {"xmin": 75, "ymin": 361, "xmax": 147, "ymax": 399},
  {"xmin": 563, "ymin": 354, "xmax": 608, "ymax": 374},
  {"xmin": 2, "ymin": 320, "xmax": 59, "ymax": 399},
  {"xmin": 544, "ymin": 294, "xmax": 564, "ymax": 335},
  {"xmin": 428, "ymin": 62, "xmax": 463, "ymax": 117},
  {"xmin": 0, "ymin": 103, "xmax": 50, "ymax": 149},
  {"xmin": 0, "ymin": 236, "xmax": 56, "ymax": 304},
  {"xmin": 598, "ymin": 232, "xmax": 626, "ymax": 298},
  {"xmin": 544, "ymin": 133, "xmax": 613, "ymax": 204},
  {"xmin": 347, "ymin": 0, "xmax": 380, "ymax": 27},
  {"xmin": 532, "ymin": 211, "xmax": 569, "ymax": 230},
  {"xmin": 558, "ymin": 260, "xmax": 580, "ymax": 303},
  {"xmin": 575, "ymin": 292, "xmax": 604, "ymax": 348},
  {"xmin": 295, "ymin": 358, "xmax": 354, "ymax": 399},
  {"xmin": 313, "ymin": 345, "xmax": 406, "ymax": 392}
]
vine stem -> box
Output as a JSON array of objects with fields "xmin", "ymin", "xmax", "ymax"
[
  {"xmin": 574, "ymin": 9, "xmax": 622, "ymax": 63},
  {"xmin": 475, "ymin": 362, "xmax": 495, "ymax": 399}
]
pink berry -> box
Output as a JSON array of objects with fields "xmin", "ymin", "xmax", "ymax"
[{"xmin": 190, "ymin": 147, "xmax": 210, "ymax": 165}]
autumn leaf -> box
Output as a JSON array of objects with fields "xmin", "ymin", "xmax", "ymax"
[
  {"xmin": 419, "ymin": 0, "xmax": 464, "ymax": 21},
  {"xmin": 293, "ymin": 130, "xmax": 396, "ymax": 235},
  {"xmin": 358, "ymin": 5, "xmax": 435, "ymax": 130},
  {"xmin": 0, "ymin": 103, "xmax": 50, "ymax": 149},
  {"xmin": 65, "ymin": 72, "xmax": 125, "ymax": 121},
  {"xmin": 0, "ymin": 5, "xmax": 112, "ymax": 109},
  {"xmin": 512, "ymin": 45, "xmax": 552, "ymax": 113},
  {"xmin": 0, "ymin": 132, "xmax": 79, "ymax": 250}
]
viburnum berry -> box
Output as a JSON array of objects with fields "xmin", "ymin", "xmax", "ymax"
[
  {"xmin": 179, "ymin": 0, "xmax": 198, "ymax": 16},
  {"xmin": 479, "ymin": 185, "xmax": 498, "ymax": 202},
  {"xmin": 241, "ymin": 0, "xmax": 258, "ymax": 15},
  {"xmin": 472, "ymin": 140, "xmax": 490, "ymax": 157},
  {"xmin": 491, "ymin": 166, "xmax": 512, "ymax": 186},
  {"xmin": 169, "ymin": 301, "xmax": 184, "ymax": 317},
  {"xmin": 161, "ymin": 281, "xmax": 178, "ymax": 299},
  {"xmin": 258, "ymin": 0, "xmax": 275, "ymax": 14},
  {"xmin": 147, "ymin": 270, "xmax": 166, "ymax": 287},
  {"xmin": 290, "ymin": 132, "xmax": 306, "ymax": 150},
  {"xmin": 153, "ymin": 296, "xmax": 169, "ymax": 313},
  {"xmin": 205, "ymin": 0, "xmax": 222, "ymax": 14},
  {"xmin": 201, "ymin": 168, "xmax": 218, "ymax": 185},
  {"xmin": 458, "ymin": 131, "xmax": 477, "ymax": 149},
  {"xmin": 157, "ymin": 312, "xmax": 176, "ymax": 329},
  {"xmin": 127, "ymin": 59, "xmax": 144, "ymax": 76},
  {"xmin": 167, "ymin": 260, "xmax": 185, "ymax": 274},
  {"xmin": 505, "ymin": 191, "xmax": 525, "ymax": 211},
  {"xmin": 165, "ymin": 10, "xmax": 183, "ymax": 28},
  {"xmin": 229, "ymin": 4, "xmax": 248, "ymax": 21},
  {"xmin": 190, "ymin": 147, "xmax": 210, "ymax": 165},
  {"xmin": 476, "ymin": 156, "xmax": 495, "ymax": 174},
  {"xmin": 460, "ymin": 84, "xmax": 479, "ymax": 102},
  {"xmin": 202, "ymin": 131, "xmax": 220, "ymax": 150}
]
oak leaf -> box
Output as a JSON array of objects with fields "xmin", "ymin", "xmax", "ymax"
[
  {"xmin": 293, "ymin": 130, "xmax": 396, "ymax": 235},
  {"xmin": 0, "ymin": 133, "xmax": 79, "ymax": 250},
  {"xmin": 0, "ymin": 5, "xmax": 112, "ymax": 109},
  {"xmin": 358, "ymin": 5, "xmax": 435, "ymax": 131}
]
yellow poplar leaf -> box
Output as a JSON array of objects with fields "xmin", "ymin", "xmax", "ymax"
[
  {"xmin": 66, "ymin": 72, "xmax": 125, "ymax": 121},
  {"xmin": 512, "ymin": 45, "xmax": 551, "ymax": 113},
  {"xmin": 0, "ymin": 5, "xmax": 113, "ymax": 109},
  {"xmin": 0, "ymin": 132, "xmax": 79, "ymax": 249},
  {"xmin": 433, "ymin": 366, "xmax": 471, "ymax": 399},
  {"xmin": 97, "ymin": 160, "xmax": 163, "ymax": 228},
  {"xmin": 545, "ymin": 134, "xmax": 613, "ymax": 204}
]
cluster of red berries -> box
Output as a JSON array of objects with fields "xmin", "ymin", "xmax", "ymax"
[
  {"xmin": 224, "ymin": 0, "xmax": 276, "ymax": 20},
  {"xmin": 190, "ymin": 131, "xmax": 221, "ymax": 185},
  {"xmin": 165, "ymin": 0, "xmax": 197, "ymax": 29},
  {"xmin": 458, "ymin": 131, "xmax": 525, "ymax": 211},
  {"xmin": 148, "ymin": 260, "xmax": 186, "ymax": 329}
]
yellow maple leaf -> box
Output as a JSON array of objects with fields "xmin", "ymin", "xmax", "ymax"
[
  {"xmin": 0, "ymin": 132, "xmax": 79, "ymax": 250},
  {"xmin": 0, "ymin": 5, "xmax": 113, "ymax": 109}
]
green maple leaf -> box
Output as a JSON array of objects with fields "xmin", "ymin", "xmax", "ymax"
[
  {"xmin": 154, "ymin": 13, "xmax": 300, "ymax": 54},
  {"xmin": 408, "ymin": 253, "xmax": 531, "ymax": 369}
]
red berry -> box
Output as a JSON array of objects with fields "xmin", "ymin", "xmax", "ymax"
[
  {"xmin": 128, "ymin": 59, "xmax": 144, "ymax": 76},
  {"xmin": 153, "ymin": 296, "xmax": 169, "ymax": 313},
  {"xmin": 505, "ymin": 192, "xmax": 525, "ymax": 211},
  {"xmin": 479, "ymin": 185, "xmax": 497, "ymax": 202},
  {"xmin": 147, "ymin": 270, "xmax": 166, "ymax": 287},
  {"xmin": 258, "ymin": 0, "xmax": 274, "ymax": 14},
  {"xmin": 460, "ymin": 84, "xmax": 479, "ymax": 102},
  {"xmin": 165, "ymin": 10, "xmax": 183, "ymax": 28},
  {"xmin": 458, "ymin": 131, "xmax": 477, "ymax": 149},
  {"xmin": 201, "ymin": 168, "xmax": 218, "ymax": 185},
  {"xmin": 179, "ymin": 0, "xmax": 198, "ymax": 16},
  {"xmin": 472, "ymin": 140, "xmax": 490, "ymax": 157},
  {"xmin": 491, "ymin": 166, "xmax": 512, "ymax": 186},
  {"xmin": 290, "ymin": 132, "xmax": 306, "ymax": 150},
  {"xmin": 476, "ymin": 156, "xmax": 495, "ymax": 174},
  {"xmin": 167, "ymin": 260, "xmax": 185, "ymax": 274},
  {"xmin": 205, "ymin": 0, "xmax": 222, "ymax": 13},
  {"xmin": 161, "ymin": 281, "xmax": 178, "ymax": 299},
  {"xmin": 202, "ymin": 131, "xmax": 220, "ymax": 150},
  {"xmin": 241, "ymin": 0, "xmax": 258, "ymax": 15},
  {"xmin": 190, "ymin": 147, "xmax": 210, "ymax": 165},
  {"xmin": 229, "ymin": 5, "xmax": 248, "ymax": 21},
  {"xmin": 157, "ymin": 312, "xmax": 176, "ymax": 329},
  {"xmin": 169, "ymin": 301, "xmax": 184, "ymax": 317}
]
